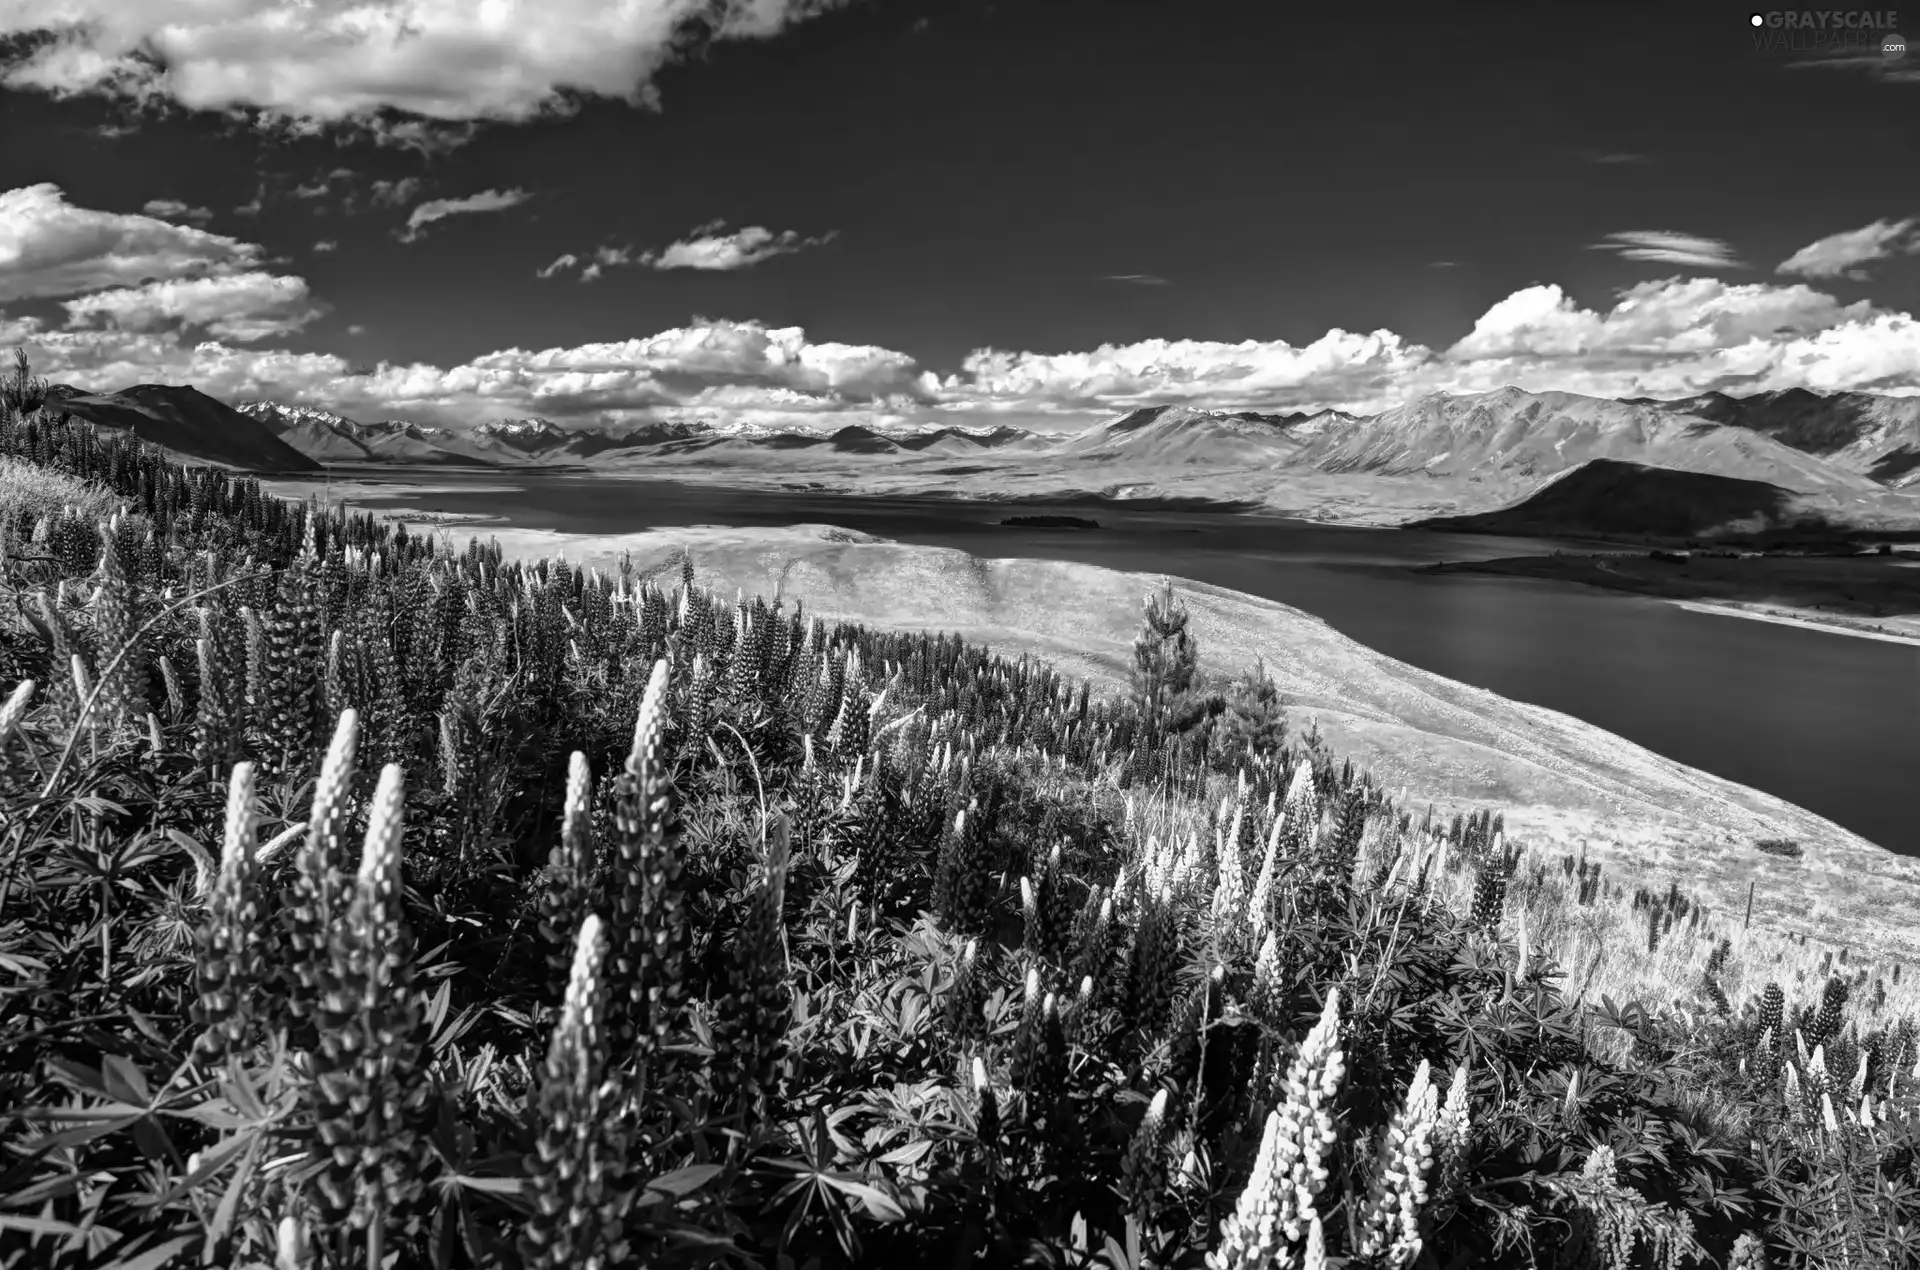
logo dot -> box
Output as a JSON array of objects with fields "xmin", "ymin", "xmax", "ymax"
[{"xmin": 1750, "ymin": 12, "xmax": 1765, "ymax": 26}]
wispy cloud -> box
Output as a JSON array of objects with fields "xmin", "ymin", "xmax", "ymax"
[
  {"xmin": 1589, "ymin": 230, "xmax": 1745, "ymax": 270},
  {"xmin": 643, "ymin": 223, "xmax": 834, "ymax": 271},
  {"xmin": 365, "ymin": 177, "xmax": 424, "ymax": 210},
  {"xmin": 1777, "ymin": 217, "xmax": 1920, "ymax": 279},
  {"xmin": 1782, "ymin": 45, "xmax": 1920, "ymax": 84},
  {"xmin": 312, "ymin": 240, "xmax": 337, "ymax": 253},
  {"xmin": 1429, "ymin": 260, "xmax": 1460, "ymax": 269},
  {"xmin": 141, "ymin": 198, "xmax": 213, "ymax": 226},
  {"xmin": 398, "ymin": 188, "xmax": 532, "ymax": 243},
  {"xmin": 1586, "ymin": 151, "xmax": 1649, "ymax": 165},
  {"xmin": 537, "ymin": 224, "xmax": 834, "ymax": 281},
  {"xmin": 1103, "ymin": 273, "xmax": 1169, "ymax": 286}
]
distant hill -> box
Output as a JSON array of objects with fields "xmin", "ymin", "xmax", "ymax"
[
  {"xmin": 1632, "ymin": 388, "xmax": 1920, "ymax": 487},
  {"xmin": 1406, "ymin": 458, "xmax": 1815, "ymax": 539},
  {"xmin": 1058, "ymin": 405, "xmax": 1305, "ymax": 466},
  {"xmin": 46, "ymin": 384, "xmax": 320, "ymax": 472},
  {"xmin": 236, "ymin": 401, "xmax": 483, "ymax": 465},
  {"xmin": 1285, "ymin": 386, "xmax": 1879, "ymax": 494}
]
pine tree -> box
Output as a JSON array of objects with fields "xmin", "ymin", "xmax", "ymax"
[{"xmin": 1130, "ymin": 579, "xmax": 1198, "ymax": 737}]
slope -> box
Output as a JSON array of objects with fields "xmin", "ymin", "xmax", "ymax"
[
  {"xmin": 1289, "ymin": 386, "xmax": 1880, "ymax": 493},
  {"xmin": 1406, "ymin": 458, "xmax": 1814, "ymax": 539},
  {"xmin": 47, "ymin": 384, "xmax": 320, "ymax": 472}
]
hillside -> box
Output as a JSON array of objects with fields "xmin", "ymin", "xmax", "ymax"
[
  {"xmin": 1406, "ymin": 457, "xmax": 1818, "ymax": 540},
  {"xmin": 45, "ymin": 384, "xmax": 320, "ymax": 472},
  {"xmin": 1289, "ymin": 386, "xmax": 1880, "ymax": 493},
  {"xmin": 1638, "ymin": 387, "xmax": 1920, "ymax": 487},
  {"xmin": 1055, "ymin": 404, "xmax": 1305, "ymax": 466},
  {"xmin": 452, "ymin": 519, "xmax": 1920, "ymax": 959}
]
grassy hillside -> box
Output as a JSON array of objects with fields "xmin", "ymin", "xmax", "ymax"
[{"xmin": 3, "ymin": 390, "xmax": 1919, "ymax": 1268}]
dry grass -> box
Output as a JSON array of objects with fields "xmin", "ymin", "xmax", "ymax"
[{"xmin": 0, "ymin": 457, "xmax": 121, "ymax": 525}]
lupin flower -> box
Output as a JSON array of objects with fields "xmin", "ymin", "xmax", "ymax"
[
  {"xmin": 309, "ymin": 763, "xmax": 428, "ymax": 1231},
  {"xmin": 1208, "ymin": 1108, "xmax": 1288, "ymax": 1270},
  {"xmin": 522, "ymin": 914, "xmax": 634, "ymax": 1270},
  {"xmin": 190, "ymin": 762, "xmax": 265, "ymax": 1068},
  {"xmin": 1213, "ymin": 988, "xmax": 1347, "ymax": 1266},
  {"xmin": 0, "ymin": 678, "xmax": 34, "ymax": 751},
  {"xmin": 609, "ymin": 659, "xmax": 690, "ymax": 1064},
  {"xmin": 1121, "ymin": 1087, "xmax": 1172, "ymax": 1220},
  {"xmin": 973, "ymin": 1056, "xmax": 1000, "ymax": 1148},
  {"xmin": 1355, "ymin": 1059, "xmax": 1439, "ymax": 1269},
  {"xmin": 275, "ymin": 1213, "xmax": 311, "ymax": 1270}
]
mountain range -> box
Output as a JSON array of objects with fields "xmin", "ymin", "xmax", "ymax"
[{"xmin": 32, "ymin": 378, "xmax": 1920, "ymax": 537}]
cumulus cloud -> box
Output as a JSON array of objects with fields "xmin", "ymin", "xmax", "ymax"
[
  {"xmin": 12, "ymin": 253, "xmax": 1920, "ymax": 434},
  {"xmin": 0, "ymin": 0, "xmax": 852, "ymax": 146},
  {"xmin": 0, "ymin": 183, "xmax": 262, "ymax": 302},
  {"xmin": 1447, "ymin": 278, "xmax": 1876, "ymax": 360},
  {"xmin": 313, "ymin": 240, "xmax": 337, "ymax": 253},
  {"xmin": 60, "ymin": 271, "xmax": 322, "ymax": 342},
  {"xmin": 1776, "ymin": 217, "xmax": 1920, "ymax": 279},
  {"xmin": 398, "ymin": 188, "xmax": 532, "ymax": 243},
  {"xmin": 1590, "ymin": 230, "xmax": 1745, "ymax": 270},
  {"xmin": 140, "ymin": 198, "xmax": 213, "ymax": 225}
]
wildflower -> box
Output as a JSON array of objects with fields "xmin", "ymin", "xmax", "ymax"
[
  {"xmin": 1121, "ymin": 1087, "xmax": 1172, "ymax": 1221},
  {"xmin": 1355, "ymin": 1059, "xmax": 1438, "ymax": 1269},
  {"xmin": 0, "ymin": 678, "xmax": 33, "ymax": 751},
  {"xmin": 190, "ymin": 762, "xmax": 265, "ymax": 1068},
  {"xmin": 522, "ymin": 914, "xmax": 634, "ymax": 1270}
]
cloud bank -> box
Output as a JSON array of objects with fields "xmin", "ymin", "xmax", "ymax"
[
  {"xmin": 5, "ymin": 187, "xmax": 1919, "ymax": 432},
  {"xmin": 0, "ymin": 0, "xmax": 853, "ymax": 146}
]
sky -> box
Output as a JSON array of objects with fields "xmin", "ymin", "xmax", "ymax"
[{"xmin": 0, "ymin": 0, "xmax": 1917, "ymax": 434}]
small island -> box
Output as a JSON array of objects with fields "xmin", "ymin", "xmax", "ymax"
[{"xmin": 1001, "ymin": 513, "xmax": 1100, "ymax": 529}]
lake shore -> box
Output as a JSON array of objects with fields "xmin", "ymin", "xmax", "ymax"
[{"xmin": 1416, "ymin": 551, "xmax": 1920, "ymax": 646}]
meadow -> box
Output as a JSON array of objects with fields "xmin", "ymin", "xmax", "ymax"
[{"xmin": 1, "ymin": 353, "xmax": 1916, "ymax": 1269}]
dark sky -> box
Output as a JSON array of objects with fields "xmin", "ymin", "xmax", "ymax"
[{"xmin": 1, "ymin": 0, "xmax": 1915, "ymax": 429}]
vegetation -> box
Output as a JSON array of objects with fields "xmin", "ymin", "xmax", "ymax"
[{"xmin": 2, "ymin": 355, "xmax": 1919, "ymax": 1269}]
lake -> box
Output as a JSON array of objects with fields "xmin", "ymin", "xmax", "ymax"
[{"xmin": 288, "ymin": 471, "xmax": 1920, "ymax": 857}]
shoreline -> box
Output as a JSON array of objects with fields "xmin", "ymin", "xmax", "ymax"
[{"xmin": 1667, "ymin": 598, "xmax": 1920, "ymax": 647}]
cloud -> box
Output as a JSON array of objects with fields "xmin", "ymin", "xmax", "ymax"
[
  {"xmin": 398, "ymin": 188, "xmax": 532, "ymax": 243},
  {"xmin": 536, "ymin": 226, "xmax": 833, "ymax": 280},
  {"xmin": 312, "ymin": 240, "xmax": 337, "ymax": 253},
  {"xmin": 0, "ymin": 183, "xmax": 263, "ymax": 302},
  {"xmin": 140, "ymin": 198, "xmax": 213, "ymax": 225},
  {"xmin": 641, "ymin": 223, "xmax": 834, "ymax": 270},
  {"xmin": 12, "ymin": 247, "xmax": 1920, "ymax": 434},
  {"xmin": 1428, "ymin": 261, "xmax": 1460, "ymax": 269},
  {"xmin": 1590, "ymin": 231, "xmax": 1745, "ymax": 270},
  {"xmin": 0, "ymin": 0, "xmax": 853, "ymax": 146},
  {"xmin": 1782, "ymin": 48, "xmax": 1920, "ymax": 84},
  {"xmin": 233, "ymin": 186, "xmax": 264, "ymax": 217},
  {"xmin": 366, "ymin": 177, "xmax": 423, "ymax": 208},
  {"xmin": 1776, "ymin": 217, "xmax": 1920, "ymax": 279},
  {"xmin": 1587, "ymin": 152, "xmax": 1649, "ymax": 164},
  {"xmin": 1104, "ymin": 274, "xmax": 1169, "ymax": 286},
  {"xmin": 60, "ymin": 271, "xmax": 322, "ymax": 342}
]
